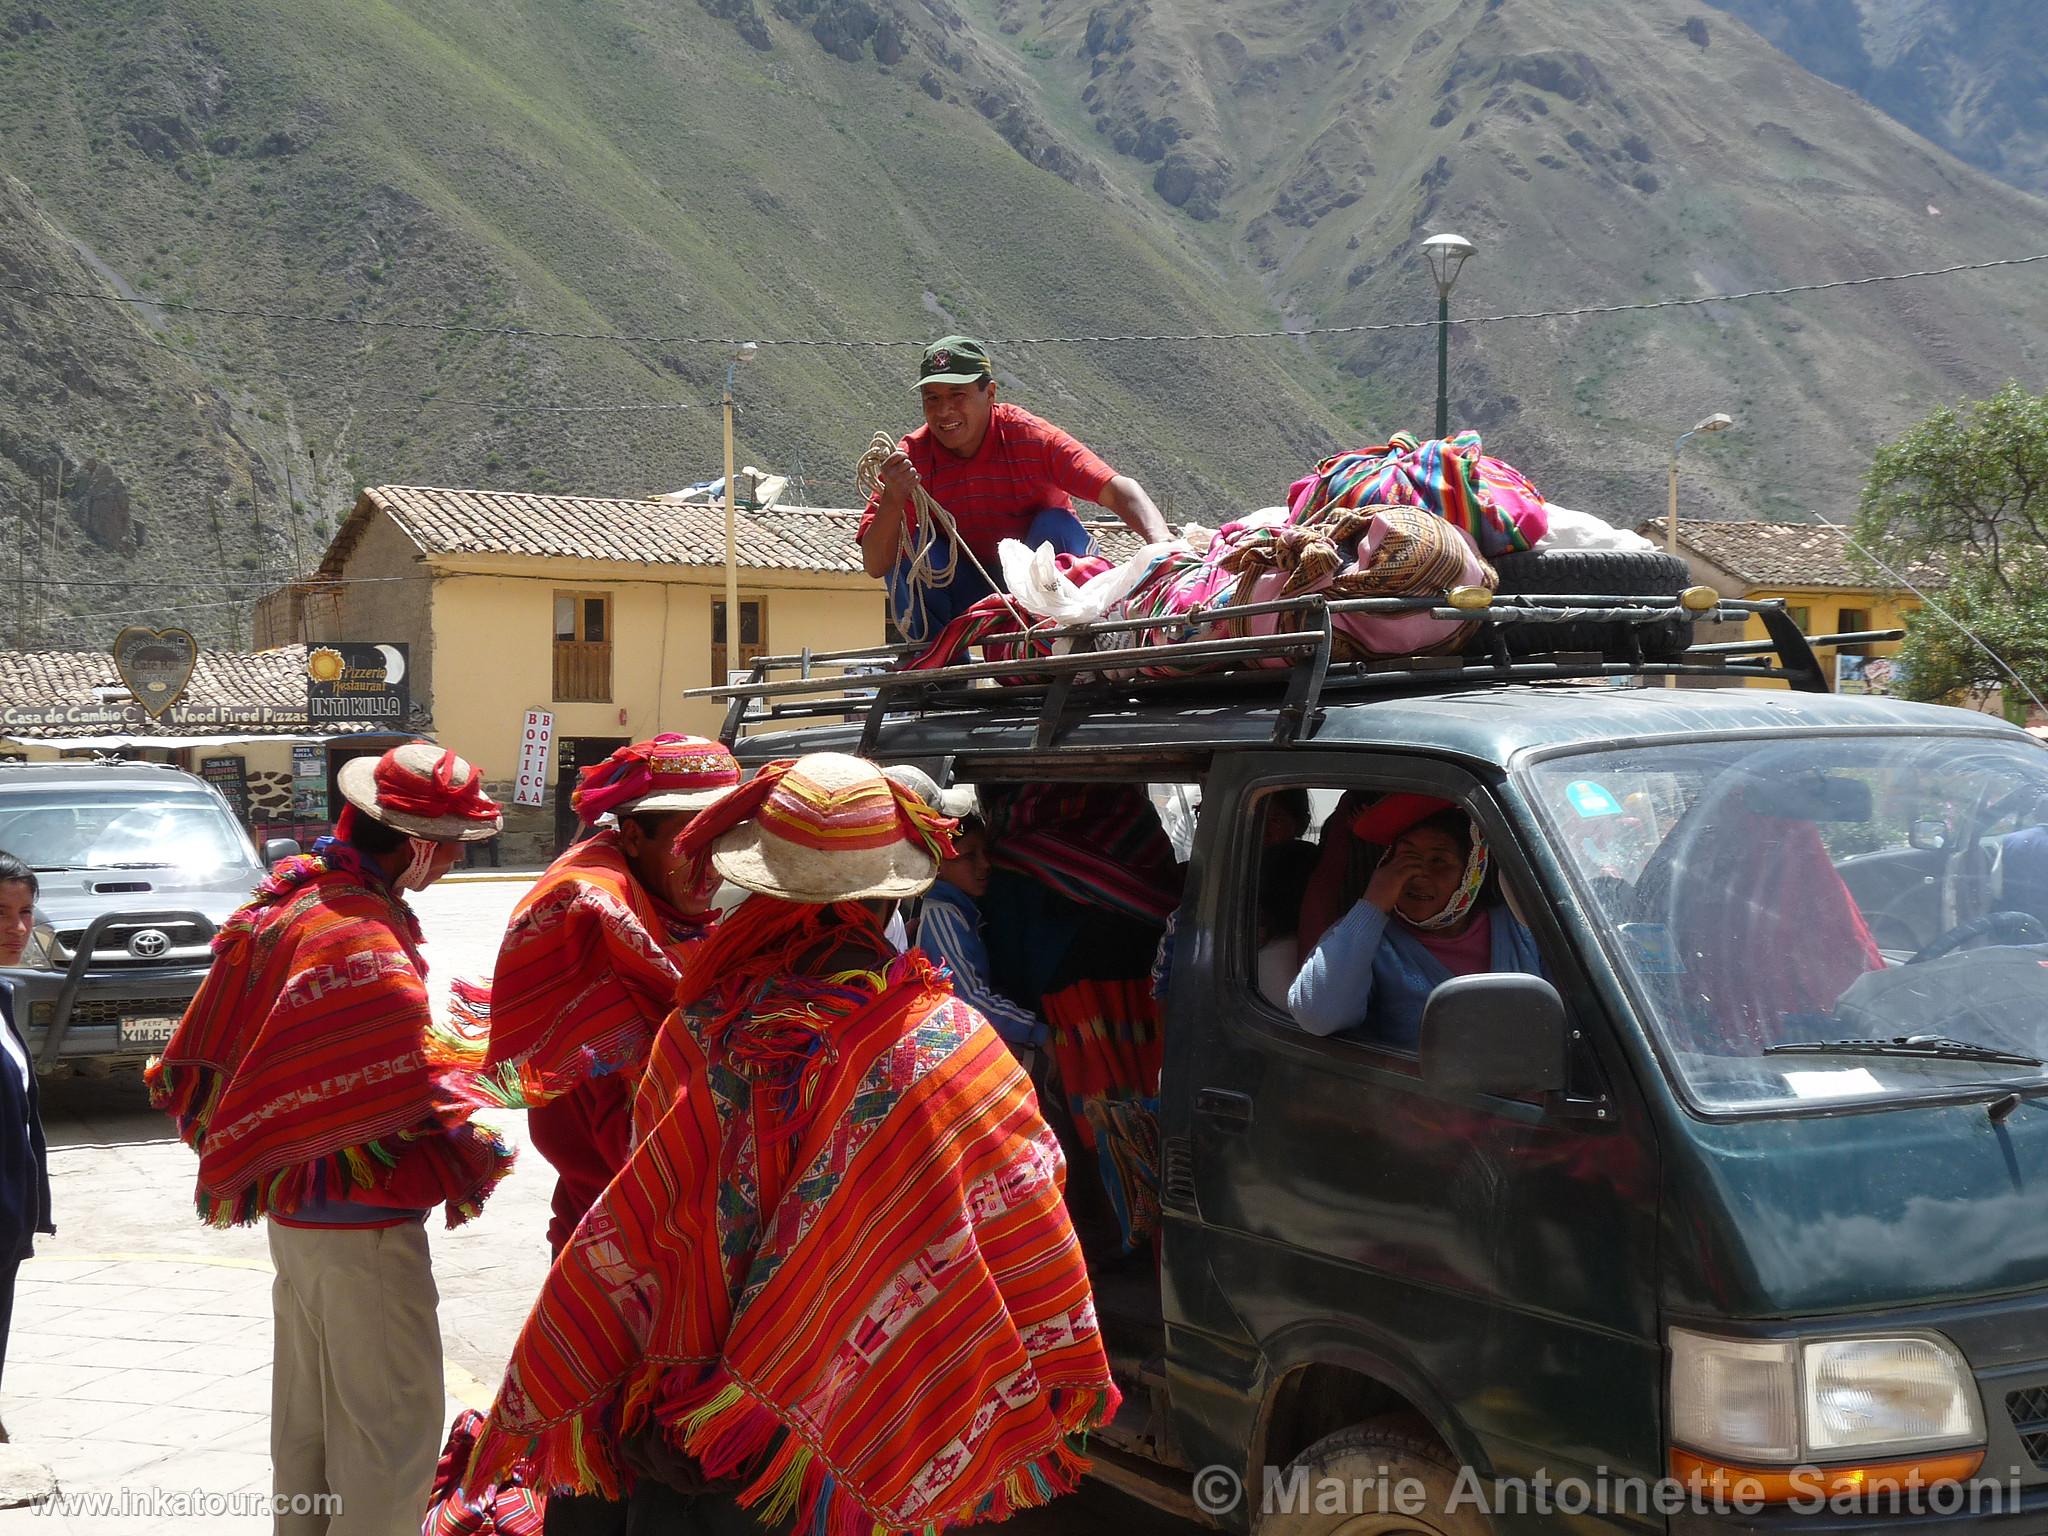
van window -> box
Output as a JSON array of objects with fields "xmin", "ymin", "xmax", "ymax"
[
  {"xmin": 1245, "ymin": 785, "xmax": 1548, "ymax": 1057},
  {"xmin": 1528, "ymin": 733, "xmax": 2048, "ymax": 1112}
]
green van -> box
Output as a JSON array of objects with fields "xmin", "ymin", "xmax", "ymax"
[{"xmin": 707, "ymin": 575, "xmax": 2048, "ymax": 1533}]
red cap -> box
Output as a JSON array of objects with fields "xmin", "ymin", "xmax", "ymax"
[{"xmin": 1351, "ymin": 793, "xmax": 1456, "ymax": 845}]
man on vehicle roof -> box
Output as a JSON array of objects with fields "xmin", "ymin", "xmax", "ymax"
[{"xmin": 858, "ymin": 335, "xmax": 1173, "ymax": 642}]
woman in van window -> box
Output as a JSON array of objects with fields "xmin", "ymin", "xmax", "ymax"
[
  {"xmin": 0, "ymin": 851, "xmax": 55, "ymax": 1440},
  {"xmin": 1288, "ymin": 796, "xmax": 1543, "ymax": 1049}
]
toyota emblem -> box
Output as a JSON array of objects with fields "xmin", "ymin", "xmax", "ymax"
[{"xmin": 129, "ymin": 928, "xmax": 171, "ymax": 959}]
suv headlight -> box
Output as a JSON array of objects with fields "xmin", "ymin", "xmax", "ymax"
[
  {"xmin": 1671, "ymin": 1327, "xmax": 1982, "ymax": 1465},
  {"xmin": 17, "ymin": 921, "xmax": 59, "ymax": 972}
]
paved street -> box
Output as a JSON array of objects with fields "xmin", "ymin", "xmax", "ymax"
[{"xmin": 0, "ymin": 874, "xmax": 1195, "ymax": 1534}]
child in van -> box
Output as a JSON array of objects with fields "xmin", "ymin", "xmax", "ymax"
[{"xmin": 916, "ymin": 812, "xmax": 1051, "ymax": 1058}]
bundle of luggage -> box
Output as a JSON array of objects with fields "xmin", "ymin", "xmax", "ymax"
[{"xmin": 905, "ymin": 431, "xmax": 1573, "ymax": 679}]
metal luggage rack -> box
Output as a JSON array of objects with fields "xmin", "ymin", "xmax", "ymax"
[{"xmin": 690, "ymin": 588, "xmax": 1896, "ymax": 752}]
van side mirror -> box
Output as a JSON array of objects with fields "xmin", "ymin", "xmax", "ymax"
[
  {"xmin": 262, "ymin": 838, "xmax": 301, "ymax": 868},
  {"xmin": 1420, "ymin": 973, "xmax": 1570, "ymax": 1097}
]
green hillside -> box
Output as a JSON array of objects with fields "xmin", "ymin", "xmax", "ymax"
[{"xmin": 2, "ymin": 0, "xmax": 2045, "ymax": 646}]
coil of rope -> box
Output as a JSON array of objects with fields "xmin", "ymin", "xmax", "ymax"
[{"xmin": 855, "ymin": 433, "xmax": 1033, "ymax": 640}]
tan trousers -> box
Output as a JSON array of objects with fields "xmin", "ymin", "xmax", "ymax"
[{"xmin": 267, "ymin": 1219, "xmax": 444, "ymax": 1536}]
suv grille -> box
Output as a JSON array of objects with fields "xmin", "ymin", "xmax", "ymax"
[
  {"xmin": 2008, "ymin": 1388, "xmax": 2048, "ymax": 1467},
  {"xmin": 29, "ymin": 998, "xmax": 158, "ymax": 1029},
  {"xmin": 55, "ymin": 919, "xmax": 212, "ymax": 966}
]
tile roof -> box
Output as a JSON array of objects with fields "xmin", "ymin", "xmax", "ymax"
[
  {"xmin": 1654, "ymin": 519, "xmax": 1940, "ymax": 590},
  {"xmin": 328, "ymin": 486, "xmax": 1152, "ymax": 580},
  {"xmin": 0, "ymin": 646, "xmax": 388, "ymax": 739},
  {"xmin": 338, "ymin": 486, "xmax": 868, "ymax": 575}
]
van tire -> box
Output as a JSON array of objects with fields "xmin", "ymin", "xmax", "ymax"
[
  {"xmin": 1481, "ymin": 547, "xmax": 1697, "ymax": 661},
  {"xmin": 1253, "ymin": 1425, "xmax": 1490, "ymax": 1536}
]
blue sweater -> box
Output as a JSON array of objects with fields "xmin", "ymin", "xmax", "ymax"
[
  {"xmin": 916, "ymin": 882, "xmax": 1050, "ymax": 1047},
  {"xmin": 1288, "ymin": 901, "xmax": 1544, "ymax": 1049}
]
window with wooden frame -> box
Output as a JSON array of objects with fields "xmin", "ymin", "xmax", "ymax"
[
  {"xmin": 711, "ymin": 598, "xmax": 767, "ymax": 683},
  {"xmin": 553, "ymin": 591, "xmax": 613, "ymax": 702},
  {"xmin": 1834, "ymin": 607, "xmax": 1871, "ymax": 656}
]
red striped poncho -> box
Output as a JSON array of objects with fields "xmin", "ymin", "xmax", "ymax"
[
  {"xmin": 449, "ymin": 830, "xmax": 710, "ymax": 1249},
  {"xmin": 464, "ymin": 905, "xmax": 1119, "ymax": 1534},
  {"xmin": 465, "ymin": 830, "xmax": 705, "ymax": 1100},
  {"xmin": 144, "ymin": 851, "xmax": 513, "ymax": 1227}
]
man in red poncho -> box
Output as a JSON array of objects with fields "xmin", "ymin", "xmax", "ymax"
[
  {"xmin": 146, "ymin": 741, "xmax": 513, "ymax": 1535},
  {"xmin": 462, "ymin": 734, "xmax": 740, "ymax": 1256},
  {"xmin": 459, "ymin": 752, "xmax": 1119, "ymax": 1536}
]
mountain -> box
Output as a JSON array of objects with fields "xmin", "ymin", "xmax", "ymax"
[
  {"xmin": 2, "ymin": 0, "xmax": 2044, "ymax": 647},
  {"xmin": 1710, "ymin": 0, "xmax": 2048, "ymax": 197}
]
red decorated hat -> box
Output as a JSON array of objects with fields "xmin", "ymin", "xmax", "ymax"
[
  {"xmin": 1351, "ymin": 792, "xmax": 1457, "ymax": 846},
  {"xmin": 572, "ymin": 734, "xmax": 740, "ymax": 825},
  {"xmin": 337, "ymin": 742, "xmax": 503, "ymax": 843}
]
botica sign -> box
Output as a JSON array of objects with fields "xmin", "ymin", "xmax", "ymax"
[{"xmin": 306, "ymin": 643, "xmax": 409, "ymax": 725}]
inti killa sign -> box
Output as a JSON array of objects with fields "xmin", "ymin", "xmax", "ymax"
[{"xmin": 306, "ymin": 644, "xmax": 410, "ymax": 725}]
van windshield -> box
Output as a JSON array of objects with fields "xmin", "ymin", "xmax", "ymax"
[
  {"xmin": 0, "ymin": 789, "xmax": 257, "ymax": 875},
  {"xmin": 1527, "ymin": 733, "xmax": 2048, "ymax": 1112}
]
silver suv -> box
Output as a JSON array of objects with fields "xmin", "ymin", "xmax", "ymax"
[{"xmin": 0, "ymin": 761, "xmax": 295, "ymax": 1072}]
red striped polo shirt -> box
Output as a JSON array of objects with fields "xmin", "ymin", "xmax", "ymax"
[{"xmin": 858, "ymin": 403, "xmax": 1117, "ymax": 565}]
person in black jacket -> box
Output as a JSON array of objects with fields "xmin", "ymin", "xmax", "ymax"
[{"xmin": 0, "ymin": 851, "xmax": 55, "ymax": 1442}]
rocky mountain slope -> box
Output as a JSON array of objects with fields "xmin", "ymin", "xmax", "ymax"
[
  {"xmin": 1, "ymin": 0, "xmax": 2044, "ymax": 645},
  {"xmin": 1712, "ymin": 0, "xmax": 2048, "ymax": 197}
]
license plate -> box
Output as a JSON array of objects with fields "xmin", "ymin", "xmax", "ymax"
[{"xmin": 118, "ymin": 1016, "xmax": 180, "ymax": 1046}]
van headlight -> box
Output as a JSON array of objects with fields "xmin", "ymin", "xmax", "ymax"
[{"xmin": 1671, "ymin": 1327, "xmax": 1981, "ymax": 1465}]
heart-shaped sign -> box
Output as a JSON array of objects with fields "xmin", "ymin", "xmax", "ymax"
[{"xmin": 112, "ymin": 626, "xmax": 199, "ymax": 720}]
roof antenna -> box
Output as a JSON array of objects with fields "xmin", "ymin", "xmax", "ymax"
[{"xmin": 1810, "ymin": 511, "xmax": 2047, "ymax": 718}]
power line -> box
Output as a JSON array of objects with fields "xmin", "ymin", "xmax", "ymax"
[{"xmin": 5, "ymin": 250, "xmax": 2043, "ymax": 350}]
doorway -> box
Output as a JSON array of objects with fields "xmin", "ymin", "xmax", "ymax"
[{"xmin": 553, "ymin": 735, "xmax": 630, "ymax": 854}]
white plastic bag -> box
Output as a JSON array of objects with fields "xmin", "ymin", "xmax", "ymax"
[
  {"xmin": 1532, "ymin": 504, "xmax": 1657, "ymax": 553},
  {"xmin": 997, "ymin": 536, "xmax": 1180, "ymax": 624}
]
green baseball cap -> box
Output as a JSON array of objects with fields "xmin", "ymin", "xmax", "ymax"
[{"xmin": 916, "ymin": 335, "xmax": 994, "ymax": 387}]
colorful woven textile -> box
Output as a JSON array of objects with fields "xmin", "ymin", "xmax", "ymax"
[
  {"xmin": 988, "ymin": 782, "xmax": 1181, "ymax": 924},
  {"xmin": 144, "ymin": 851, "xmax": 513, "ymax": 1228},
  {"xmin": 462, "ymin": 900, "xmax": 1117, "ymax": 1534},
  {"xmin": 424, "ymin": 1410, "xmax": 544, "ymax": 1535},
  {"xmin": 1040, "ymin": 976, "xmax": 1163, "ymax": 1153},
  {"xmin": 453, "ymin": 830, "xmax": 711, "ymax": 1104},
  {"xmin": 1079, "ymin": 1095, "xmax": 1162, "ymax": 1256},
  {"xmin": 1286, "ymin": 431, "xmax": 1547, "ymax": 558},
  {"xmin": 1224, "ymin": 503, "xmax": 1495, "ymax": 660}
]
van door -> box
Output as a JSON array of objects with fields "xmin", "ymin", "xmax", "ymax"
[{"xmin": 1159, "ymin": 749, "xmax": 1664, "ymax": 1503}]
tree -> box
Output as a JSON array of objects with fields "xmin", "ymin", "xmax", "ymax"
[{"xmin": 1854, "ymin": 382, "xmax": 2048, "ymax": 721}]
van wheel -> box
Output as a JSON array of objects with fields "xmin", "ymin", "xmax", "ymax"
[
  {"xmin": 1481, "ymin": 547, "xmax": 1697, "ymax": 661},
  {"xmin": 1253, "ymin": 1426, "xmax": 1489, "ymax": 1536}
]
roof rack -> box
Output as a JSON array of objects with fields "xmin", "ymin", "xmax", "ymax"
[{"xmin": 690, "ymin": 590, "xmax": 1835, "ymax": 752}]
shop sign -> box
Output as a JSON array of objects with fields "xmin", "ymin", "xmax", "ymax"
[
  {"xmin": 514, "ymin": 710, "xmax": 554, "ymax": 807},
  {"xmin": 200, "ymin": 754, "xmax": 251, "ymax": 824},
  {"xmin": 291, "ymin": 743, "xmax": 328, "ymax": 819},
  {"xmin": 306, "ymin": 644, "xmax": 410, "ymax": 724},
  {"xmin": 1836, "ymin": 653, "xmax": 1903, "ymax": 696},
  {"xmin": 112, "ymin": 626, "xmax": 199, "ymax": 719},
  {"xmin": 0, "ymin": 702, "xmax": 311, "ymax": 729}
]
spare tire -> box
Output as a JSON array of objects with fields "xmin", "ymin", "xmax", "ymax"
[{"xmin": 1476, "ymin": 548, "xmax": 1697, "ymax": 661}]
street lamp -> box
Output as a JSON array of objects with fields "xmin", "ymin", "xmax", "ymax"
[
  {"xmin": 1665, "ymin": 412, "xmax": 1734, "ymax": 553},
  {"xmin": 1421, "ymin": 232, "xmax": 1476, "ymax": 439},
  {"xmin": 722, "ymin": 341, "xmax": 758, "ymax": 681}
]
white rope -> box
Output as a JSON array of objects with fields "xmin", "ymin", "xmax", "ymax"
[{"xmin": 856, "ymin": 434, "xmax": 1032, "ymax": 640}]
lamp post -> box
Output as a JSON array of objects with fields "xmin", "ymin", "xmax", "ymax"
[
  {"xmin": 722, "ymin": 341, "xmax": 758, "ymax": 682},
  {"xmin": 1664, "ymin": 412, "xmax": 1734, "ymax": 554},
  {"xmin": 1420, "ymin": 232, "xmax": 1476, "ymax": 439}
]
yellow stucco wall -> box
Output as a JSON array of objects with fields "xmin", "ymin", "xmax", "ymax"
[
  {"xmin": 1738, "ymin": 587, "xmax": 1917, "ymax": 689},
  {"xmin": 425, "ymin": 562, "xmax": 884, "ymax": 780}
]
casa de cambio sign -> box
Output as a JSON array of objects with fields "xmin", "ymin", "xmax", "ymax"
[{"xmin": 1, "ymin": 702, "xmax": 311, "ymax": 729}]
